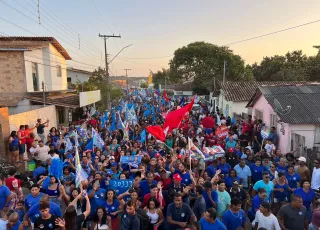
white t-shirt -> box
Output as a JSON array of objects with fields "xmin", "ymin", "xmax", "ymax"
[
  {"xmin": 0, "ymin": 219, "xmax": 8, "ymax": 230},
  {"xmin": 35, "ymin": 145, "xmax": 50, "ymax": 162},
  {"xmin": 253, "ymin": 210, "xmax": 281, "ymax": 230},
  {"xmin": 311, "ymin": 167, "xmax": 320, "ymax": 189},
  {"xmin": 49, "ymin": 153, "xmax": 60, "ymax": 160}
]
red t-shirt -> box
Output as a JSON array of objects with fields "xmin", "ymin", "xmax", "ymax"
[
  {"xmin": 5, "ymin": 177, "xmax": 21, "ymax": 191},
  {"xmin": 18, "ymin": 130, "xmax": 26, "ymax": 144},
  {"xmin": 161, "ymin": 177, "xmax": 172, "ymax": 190},
  {"xmin": 143, "ymin": 193, "xmax": 165, "ymax": 208}
]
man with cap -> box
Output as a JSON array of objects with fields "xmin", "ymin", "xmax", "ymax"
[
  {"xmin": 110, "ymin": 162, "xmax": 121, "ymax": 179},
  {"xmin": 296, "ymin": 156, "xmax": 311, "ymax": 182},
  {"xmin": 168, "ymin": 174, "xmax": 188, "ymax": 196},
  {"xmin": 228, "ymin": 179, "xmax": 247, "ymax": 206},
  {"xmin": 159, "ymin": 168, "xmax": 172, "ymax": 190}
]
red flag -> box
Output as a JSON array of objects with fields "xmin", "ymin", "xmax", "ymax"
[
  {"xmin": 146, "ymin": 126, "xmax": 165, "ymax": 142},
  {"xmin": 163, "ymin": 97, "xmax": 195, "ymax": 132},
  {"xmin": 163, "ymin": 90, "xmax": 170, "ymax": 101}
]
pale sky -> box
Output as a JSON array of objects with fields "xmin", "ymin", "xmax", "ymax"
[{"xmin": 1, "ymin": 0, "xmax": 320, "ymax": 77}]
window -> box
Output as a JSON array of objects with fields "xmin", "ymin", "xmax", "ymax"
[
  {"xmin": 255, "ymin": 109, "xmax": 263, "ymax": 120},
  {"xmin": 56, "ymin": 65, "xmax": 62, "ymax": 77},
  {"xmin": 67, "ymin": 77, "xmax": 71, "ymax": 83},
  {"xmin": 270, "ymin": 114, "xmax": 277, "ymax": 127},
  {"xmin": 32, "ymin": 62, "xmax": 39, "ymax": 91}
]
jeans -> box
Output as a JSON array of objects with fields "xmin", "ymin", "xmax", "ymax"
[{"xmin": 38, "ymin": 133, "xmax": 46, "ymax": 142}]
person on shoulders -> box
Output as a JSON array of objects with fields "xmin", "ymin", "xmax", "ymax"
[{"xmin": 199, "ymin": 207, "xmax": 226, "ymax": 230}]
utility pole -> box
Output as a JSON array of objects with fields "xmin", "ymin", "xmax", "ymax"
[
  {"xmin": 223, "ymin": 60, "xmax": 227, "ymax": 83},
  {"xmin": 99, "ymin": 33, "xmax": 121, "ymax": 110},
  {"xmin": 124, "ymin": 68, "xmax": 131, "ymax": 94},
  {"xmin": 42, "ymin": 81, "xmax": 45, "ymax": 106},
  {"xmin": 37, "ymin": 0, "xmax": 41, "ymax": 24}
]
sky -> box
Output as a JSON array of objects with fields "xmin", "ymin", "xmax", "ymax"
[{"xmin": 1, "ymin": 0, "xmax": 320, "ymax": 77}]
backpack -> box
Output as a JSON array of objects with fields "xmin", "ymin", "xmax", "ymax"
[{"xmin": 136, "ymin": 208, "xmax": 151, "ymax": 230}]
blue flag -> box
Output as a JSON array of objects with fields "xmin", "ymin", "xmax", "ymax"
[
  {"xmin": 85, "ymin": 139, "xmax": 93, "ymax": 150},
  {"xmin": 140, "ymin": 129, "xmax": 146, "ymax": 143},
  {"xmin": 179, "ymin": 96, "xmax": 185, "ymax": 106},
  {"xmin": 109, "ymin": 112, "xmax": 116, "ymax": 131}
]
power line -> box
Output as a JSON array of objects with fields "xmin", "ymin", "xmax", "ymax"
[
  {"xmin": 0, "ymin": 0, "xmax": 102, "ymax": 61},
  {"xmin": 225, "ymin": 19, "xmax": 320, "ymax": 46},
  {"xmin": 0, "ymin": 31, "xmax": 101, "ymax": 68}
]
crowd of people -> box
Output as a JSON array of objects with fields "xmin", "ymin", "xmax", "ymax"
[{"xmin": 1, "ymin": 90, "xmax": 320, "ymax": 230}]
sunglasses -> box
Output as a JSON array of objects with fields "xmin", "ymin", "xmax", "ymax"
[
  {"xmin": 264, "ymin": 176, "xmax": 270, "ymax": 179},
  {"xmin": 314, "ymin": 162, "xmax": 319, "ymax": 164},
  {"xmin": 270, "ymin": 166, "xmax": 275, "ymax": 168}
]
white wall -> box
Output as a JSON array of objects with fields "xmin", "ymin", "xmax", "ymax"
[
  {"xmin": 289, "ymin": 124, "xmax": 317, "ymax": 149},
  {"xmin": 173, "ymin": 91, "xmax": 193, "ymax": 96},
  {"xmin": 67, "ymin": 70, "xmax": 91, "ymax": 84},
  {"xmin": 24, "ymin": 44, "xmax": 67, "ymax": 92},
  {"xmin": 232, "ymin": 101, "xmax": 249, "ymax": 116},
  {"xmin": 9, "ymin": 105, "xmax": 57, "ymax": 138}
]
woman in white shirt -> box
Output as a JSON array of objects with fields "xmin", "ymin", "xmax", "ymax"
[
  {"xmin": 311, "ymin": 159, "xmax": 320, "ymax": 190},
  {"xmin": 144, "ymin": 197, "xmax": 164, "ymax": 230},
  {"xmin": 253, "ymin": 202, "xmax": 281, "ymax": 230}
]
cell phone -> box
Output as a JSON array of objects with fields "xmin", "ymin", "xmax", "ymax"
[{"xmin": 82, "ymin": 191, "xmax": 87, "ymax": 197}]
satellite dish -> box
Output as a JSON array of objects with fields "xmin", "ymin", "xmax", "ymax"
[{"xmin": 274, "ymin": 98, "xmax": 291, "ymax": 115}]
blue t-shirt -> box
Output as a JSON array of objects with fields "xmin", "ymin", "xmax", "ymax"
[
  {"xmin": 253, "ymin": 180, "xmax": 274, "ymax": 202},
  {"xmin": 224, "ymin": 176, "xmax": 241, "ymax": 188},
  {"xmin": 200, "ymin": 217, "xmax": 226, "ymax": 230},
  {"xmin": 286, "ymin": 172, "xmax": 300, "ymax": 189},
  {"xmin": 222, "ymin": 209, "xmax": 246, "ymax": 230},
  {"xmin": 251, "ymin": 195, "xmax": 262, "ymax": 214},
  {"xmin": 88, "ymin": 188, "xmax": 107, "ymax": 215},
  {"xmin": 202, "ymin": 189, "xmax": 218, "ymax": 209},
  {"xmin": 25, "ymin": 193, "xmax": 44, "ymax": 209},
  {"xmin": 294, "ymin": 188, "xmax": 316, "ymax": 210},
  {"xmin": 10, "ymin": 220, "xmax": 21, "ymax": 230},
  {"xmin": 139, "ymin": 180, "xmax": 158, "ymax": 197},
  {"xmin": 206, "ymin": 165, "xmax": 217, "ymax": 178},
  {"xmin": 33, "ymin": 167, "xmax": 46, "ymax": 179},
  {"xmin": 277, "ymin": 165, "xmax": 287, "ymax": 173},
  {"xmin": 180, "ymin": 172, "xmax": 192, "ymax": 186},
  {"xmin": 27, "ymin": 202, "xmax": 62, "ymax": 223},
  {"xmin": 15, "ymin": 209, "xmax": 25, "ymax": 222},
  {"xmin": 250, "ymin": 164, "xmax": 266, "ymax": 183},
  {"xmin": 217, "ymin": 163, "xmax": 231, "ymax": 175},
  {"xmin": 105, "ymin": 199, "xmax": 120, "ymax": 219},
  {"xmin": 0, "ymin": 185, "xmax": 10, "ymax": 209}
]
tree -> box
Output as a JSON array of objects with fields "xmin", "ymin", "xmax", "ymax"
[
  {"xmin": 252, "ymin": 50, "xmax": 310, "ymax": 81},
  {"xmin": 169, "ymin": 42, "xmax": 252, "ymax": 91},
  {"xmin": 140, "ymin": 82, "xmax": 149, "ymax": 88},
  {"xmin": 75, "ymin": 67, "xmax": 124, "ymax": 110},
  {"xmin": 152, "ymin": 68, "xmax": 172, "ymax": 89}
]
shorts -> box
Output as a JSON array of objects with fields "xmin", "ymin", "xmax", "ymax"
[
  {"xmin": 9, "ymin": 145, "xmax": 19, "ymax": 152},
  {"xmin": 19, "ymin": 144, "xmax": 25, "ymax": 155}
]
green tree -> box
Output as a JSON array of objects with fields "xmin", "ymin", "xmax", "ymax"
[
  {"xmin": 152, "ymin": 68, "xmax": 172, "ymax": 89},
  {"xmin": 76, "ymin": 67, "xmax": 124, "ymax": 110},
  {"xmin": 252, "ymin": 50, "xmax": 310, "ymax": 81},
  {"xmin": 140, "ymin": 82, "xmax": 149, "ymax": 88},
  {"xmin": 169, "ymin": 42, "xmax": 252, "ymax": 91}
]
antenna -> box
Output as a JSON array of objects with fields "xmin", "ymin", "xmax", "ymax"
[{"xmin": 274, "ymin": 98, "xmax": 291, "ymax": 115}]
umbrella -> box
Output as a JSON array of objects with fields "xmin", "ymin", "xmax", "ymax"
[{"xmin": 202, "ymin": 116, "xmax": 216, "ymax": 128}]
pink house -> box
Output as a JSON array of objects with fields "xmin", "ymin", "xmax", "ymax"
[{"xmin": 247, "ymin": 84, "xmax": 320, "ymax": 156}]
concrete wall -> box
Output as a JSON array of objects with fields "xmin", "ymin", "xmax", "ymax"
[
  {"xmin": 9, "ymin": 105, "xmax": 57, "ymax": 138},
  {"xmin": 24, "ymin": 44, "xmax": 67, "ymax": 92},
  {"xmin": 252, "ymin": 95, "xmax": 276, "ymax": 127},
  {"xmin": 67, "ymin": 70, "xmax": 91, "ymax": 84},
  {"xmin": 0, "ymin": 107, "xmax": 10, "ymax": 158},
  {"xmin": 0, "ymin": 51, "xmax": 26, "ymax": 105},
  {"xmin": 8, "ymin": 99, "xmax": 43, "ymax": 115}
]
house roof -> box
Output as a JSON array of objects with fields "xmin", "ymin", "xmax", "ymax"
[
  {"xmin": 247, "ymin": 84, "xmax": 320, "ymax": 124},
  {"xmin": 26, "ymin": 92, "xmax": 80, "ymax": 108},
  {"xmin": 67, "ymin": 67, "xmax": 93, "ymax": 75},
  {"xmin": 0, "ymin": 37, "xmax": 71, "ymax": 60},
  {"xmin": 173, "ymin": 82, "xmax": 193, "ymax": 91},
  {"xmin": 220, "ymin": 81, "xmax": 307, "ymax": 102}
]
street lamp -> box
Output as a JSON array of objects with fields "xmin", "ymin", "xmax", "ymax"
[{"xmin": 109, "ymin": 44, "xmax": 133, "ymax": 64}]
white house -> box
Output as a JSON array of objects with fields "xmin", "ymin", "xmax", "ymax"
[
  {"xmin": 172, "ymin": 82, "xmax": 193, "ymax": 96},
  {"xmin": 67, "ymin": 67, "xmax": 93, "ymax": 84},
  {"xmin": 246, "ymin": 84, "xmax": 320, "ymax": 156},
  {"xmin": 219, "ymin": 81, "xmax": 306, "ymax": 118}
]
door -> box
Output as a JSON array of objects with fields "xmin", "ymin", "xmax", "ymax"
[
  {"xmin": 291, "ymin": 133, "xmax": 306, "ymax": 157},
  {"xmin": 32, "ymin": 62, "xmax": 39, "ymax": 91}
]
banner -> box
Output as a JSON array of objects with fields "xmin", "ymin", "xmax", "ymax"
[
  {"xmin": 203, "ymin": 146, "xmax": 225, "ymax": 159},
  {"xmin": 120, "ymin": 156, "xmax": 142, "ymax": 164},
  {"xmin": 215, "ymin": 126, "xmax": 229, "ymax": 139},
  {"xmin": 109, "ymin": 179, "xmax": 133, "ymax": 195}
]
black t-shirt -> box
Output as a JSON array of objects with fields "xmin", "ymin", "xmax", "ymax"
[
  {"xmin": 34, "ymin": 215, "xmax": 59, "ymax": 229},
  {"xmin": 37, "ymin": 124, "xmax": 45, "ymax": 134},
  {"xmin": 239, "ymin": 134, "xmax": 251, "ymax": 147}
]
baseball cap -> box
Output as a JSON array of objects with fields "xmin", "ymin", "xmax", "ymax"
[
  {"xmin": 298, "ymin": 156, "xmax": 306, "ymax": 162},
  {"xmin": 155, "ymin": 153, "xmax": 161, "ymax": 158},
  {"xmin": 177, "ymin": 154, "xmax": 182, "ymax": 159},
  {"xmin": 109, "ymin": 156, "xmax": 115, "ymax": 160},
  {"xmin": 106, "ymin": 169, "xmax": 113, "ymax": 175},
  {"xmin": 111, "ymin": 162, "xmax": 118, "ymax": 167},
  {"xmin": 173, "ymin": 173, "xmax": 182, "ymax": 181}
]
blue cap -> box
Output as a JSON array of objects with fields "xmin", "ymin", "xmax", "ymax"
[
  {"xmin": 111, "ymin": 162, "xmax": 118, "ymax": 167},
  {"xmin": 106, "ymin": 169, "xmax": 113, "ymax": 175}
]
